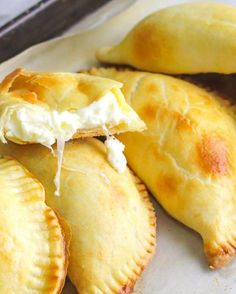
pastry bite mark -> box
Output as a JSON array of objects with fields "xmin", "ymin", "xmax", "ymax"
[
  {"xmin": 0, "ymin": 157, "xmax": 68, "ymax": 293},
  {"xmin": 0, "ymin": 68, "xmax": 146, "ymax": 194},
  {"xmin": 198, "ymin": 136, "xmax": 229, "ymax": 176},
  {"xmin": 88, "ymin": 67, "xmax": 236, "ymax": 269}
]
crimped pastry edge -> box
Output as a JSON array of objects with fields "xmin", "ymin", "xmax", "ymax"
[
  {"xmin": 117, "ymin": 168, "xmax": 156, "ymax": 294},
  {"xmin": 0, "ymin": 157, "xmax": 69, "ymax": 293},
  {"xmin": 205, "ymin": 241, "xmax": 236, "ymax": 270}
]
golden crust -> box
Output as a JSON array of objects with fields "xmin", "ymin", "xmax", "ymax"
[
  {"xmin": 120, "ymin": 171, "xmax": 156, "ymax": 293},
  {"xmin": 42, "ymin": 207, "xmax": 68, "ymax": 294},
  {"xmin": 0, "ymin": 139, "xmax": 156, "ymax": 293},
  {"xmin": 96, "ymin": 2, "xmax": 236, "ymax": 74},
  {"xmin": 88, "ymin": 67, "xmax": 236, "ymax": 269},
  {"xmin": 55, "ymin": 215, "xmax": 71, "ymax": 294},
  {"xmin": 205, "ymin": 241, "xmax": 236, "ymax": 270},
  {"xmin": 0, "ymin": 68, "xmax": 145, "ymax": 145},
  {"xmin": 0, "ymin": 157, "xmax": 68, "ymax": 293},
  {"xmin": 0, "ymin": 68, "xmax": 122, "ymax": 107},
  {"xmin": 197, "ymin": 136, "xmax": 229, "ymax": 177}
]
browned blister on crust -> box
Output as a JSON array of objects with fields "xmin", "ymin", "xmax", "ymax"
[
  {"xmin": 0, "ymin": 157, "xmax": 68, "ymax": 293},
  {"xmin": 87, "ymin": 67, "xmax": 236, "ymax": 269},
  {"xmin": 0, "ymin": 138, "xmax": 156, "ymax": 293}
]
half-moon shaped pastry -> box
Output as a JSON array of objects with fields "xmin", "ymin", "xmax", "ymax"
[
  {"xmin": 0, "ymin": 138, "xmax": 156, "ymax": 293},
  {"xmin": 97, "ymin": 2, "xmax": 236, "ymax": 74},
  {"xmin": 0, "ymin": 68, "xmax": 145, "ymax": 146},
  {"xmin": 0, "ymin": 157, "xmax": 68, "ymax": 293},
  {"xmin": 88, "ymin": 67, "xmax": 236, "ymax": 269}
]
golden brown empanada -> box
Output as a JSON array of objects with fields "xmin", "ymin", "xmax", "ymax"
[
  {"xmin": 97, "ymin": 2, "xmax": 236, "ymax": 74},
  {"xmin": 0, "ymin": 68, "xmax": 145, "ymax": 146},
  {"xmin": 89, "ymin": 67, "xmax": 236, "ymax": 269},
  {"xmin": 0, "ymin": 157, "xmax": 68, "ymax": 293},
  {"xmin": 0, "ymin": 138, "xmax": 156, "ymax": 293}
]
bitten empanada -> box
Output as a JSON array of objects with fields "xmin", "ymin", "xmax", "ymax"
[
  {"xmin": 0, "ymin": 157, "xmax": 68, "ymax": 293},
  {"xmin": 89, "ymin": 67, "xmax": 236, "ymax": 269},
  {"xmin": 0, "ymin": 68, "xmax": 145, "ymax": 146},
  {"xmin": 97, "ymin": 2, "xmax": 236, "ymax": 74},
  {"xmin": 0, "ymin": 139, "xmax": 156, "ymax": 293}
]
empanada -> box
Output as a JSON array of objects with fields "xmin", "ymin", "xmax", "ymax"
[
  {"xmin": 0, "ymin": 157, "xmax": 68, "ymax": 293},
  {"xmin": 89, "ymin": 67, "xmax": 236, "ymax": 269},
  {"xmin": 97, "ymin": 2, "xmax": 236, "ymax": 74},
  {"xmin": 0, "ymin": 138, "xmax": 156, "ymax": 293},
  {"xmin": 0, "ymin": 68, "xmax": 146, "ymax": 193},
  {"xmin": 0, "ymin": 68, "xmax": 145, "ymax": 146}
]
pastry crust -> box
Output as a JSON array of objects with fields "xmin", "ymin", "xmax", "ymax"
[
  {"xmin": 96, "ymin": 2, "xmax": 236, "ymax": 74},
  {"xmin": 0, "ymin": 157, "xmax": 68, "ymax": 293},
  {"xmin": 0, "ymin": 139, "xmax": 156, "ymax": 293},
  {"xmin": 0, "ymin": 68, "xmax": 145, "ymax": 145},
  {"xmin": 88, "ymin": 67, "xmax": 236, "ymax": 268}
]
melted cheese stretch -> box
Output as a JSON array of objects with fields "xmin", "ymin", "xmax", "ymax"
[
  {"xmin": 54, "ymin": 138, "xmax": 65, "ymax": 196},
  {"xmin": 0, "ymin": 92, "xmax": 131, "ymax": 146},
  {"xmin": 105, "ymin": 136, "xmax": 126, "ymax": 174},
  {"xmin": 0, "ymin": 92, "xmax": 128, "ymax": 195}
]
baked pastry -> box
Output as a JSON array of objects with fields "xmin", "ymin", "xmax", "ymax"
[
  {"xmin": 0, "ymin": 68, "xmax": 145, "ymax": 146},
  {"xmin": 97, "ymin": 2, "xmax": 236, "ymax": 74},
  {"xmin": 0, "ymin": 138, "xmax": 156, "ymax": 293},
  {"xmin": 0, "ymin": 157, "xmax": 68, "ymax": 293},
  {"xmin": 0, "ymin": 68, "xmax": 146, "ymax": 194},
  {"xmin": 88, "ymin": 67, "xmax": 236, "ymax": 269}
]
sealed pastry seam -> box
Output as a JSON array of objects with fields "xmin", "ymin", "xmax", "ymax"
[
  {"xmin": 66, "ymin": 166, "xmax": 156, "ymax": 294},
  {"xmin": 206, "ymin": 240, "xmax": 236, "ymax": 269},
  {"xmin": 0, "ymin": 157, "xmax": 68, "ymax": 293},
  {"xmin": 99, "ymin": 172, "xmax": 156, "ymax": 294}
]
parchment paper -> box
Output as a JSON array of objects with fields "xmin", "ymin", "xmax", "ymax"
[{"xmin": 1, "ymin": 0, "xmax": 236, "ymax": 293}]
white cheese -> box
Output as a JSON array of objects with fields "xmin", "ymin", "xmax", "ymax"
[
  {"xmin": 0, "ymin": 91, "xmax": 128, "ymax": 195},
  {"xmin": 105, "ymin": 136, "xmax": 127, "ymax": 174},
  {"xmin": 54, "ymin": 137, "xmax": 65, "ymax": 196},
  {"xmin": 0, "ymin": 91, "xmax": 130, "ymax": 147}
]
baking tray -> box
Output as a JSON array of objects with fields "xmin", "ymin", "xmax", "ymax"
[{"xmin": 0, "ymin": 0, "xmax": 111, "ymax": 63}]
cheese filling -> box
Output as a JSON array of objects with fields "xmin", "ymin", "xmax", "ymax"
[
  {"xmin": 0, "ymin": 91, "xmax": 128, "ymax": 194},
  {"xmin": 105, "ymin": 136, "xmax": 127, "ymax": 174},
  {"xmin": 54, "ymin": 137, "xmax": 65, "ymax": 196},
  {"xmin": 0, "ymin": 92, "xmax": 131, "ymax": 145}
]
